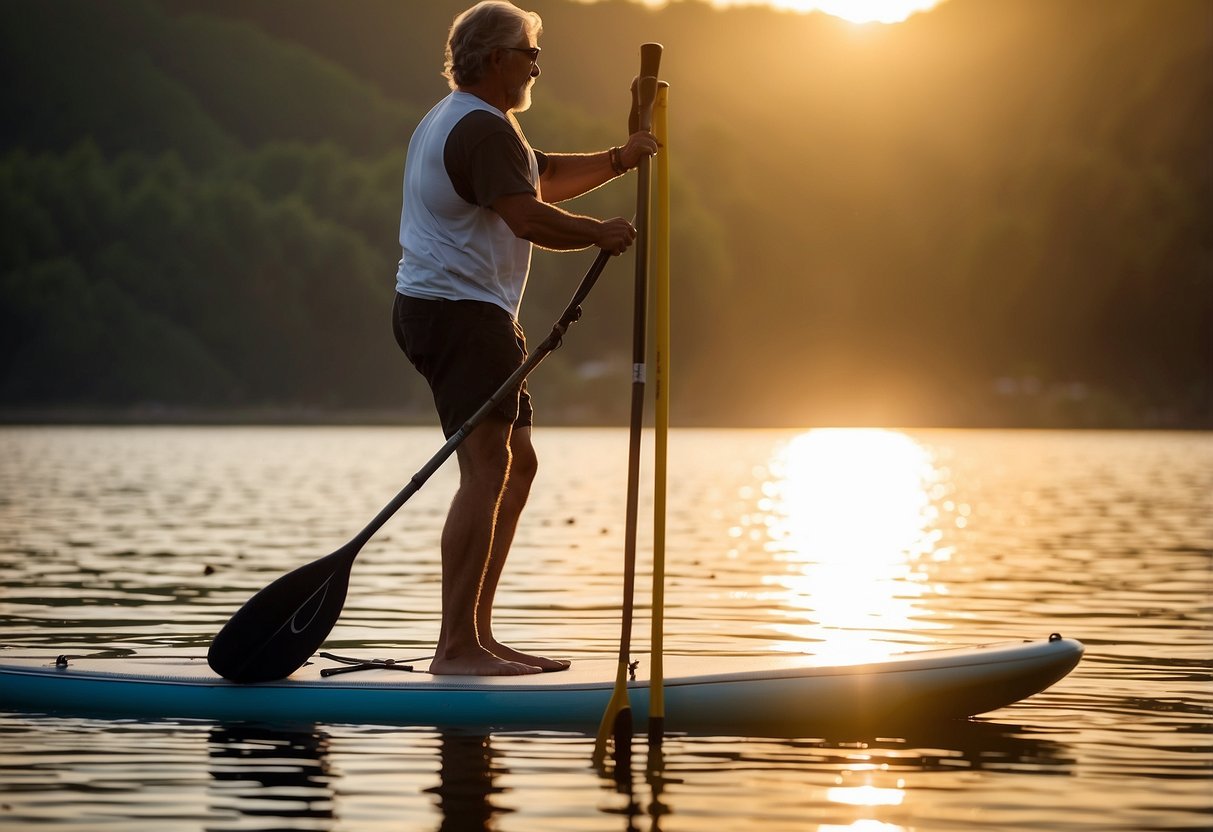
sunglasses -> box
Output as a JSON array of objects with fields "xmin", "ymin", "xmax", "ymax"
[{"xmin": 504, "ymin": 46, "xmax": 541, "ymax": 64}]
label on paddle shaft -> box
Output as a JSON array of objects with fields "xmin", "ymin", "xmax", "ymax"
[{"xmin": 633, "ymin": 363, "xmax": 646, "ymax": 383}]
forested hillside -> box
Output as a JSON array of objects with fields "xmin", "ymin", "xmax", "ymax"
[{"xmin": 2, "ymin": 0, "xmax": 1208, "ymax": 426}]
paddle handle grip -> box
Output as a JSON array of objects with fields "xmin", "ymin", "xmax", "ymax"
[{"xmin": 628, "ymin": 42, "xmax": 662, "ymax": 134}]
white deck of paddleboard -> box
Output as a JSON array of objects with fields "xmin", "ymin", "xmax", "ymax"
[
  {"xmin": 0, "ymin": 638, "xmax": 1083, "ymax": 730},
  {"xmin": 0, "ymin": 639, "xmax": 1068, "ymax": 688}
]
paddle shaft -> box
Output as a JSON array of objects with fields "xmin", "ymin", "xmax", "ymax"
[
  {"xmin": 616, "ymin": 79, "xmax": 656, "ymax": 682},
  {"xmin": 596, "ymin": 42, "xmax": 663, "ymax": 759}
]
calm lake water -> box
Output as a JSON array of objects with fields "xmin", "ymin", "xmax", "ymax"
[{"xmin": 0, "ymin": 426, "xmax": 1210, "ymax": 831}]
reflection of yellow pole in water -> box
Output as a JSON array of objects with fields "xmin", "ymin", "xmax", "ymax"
[{"xmin": 649, "ymin": 80, "xmax": 670, "ymax": 747}]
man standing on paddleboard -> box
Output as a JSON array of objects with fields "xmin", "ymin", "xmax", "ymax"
[{"xmin": 393, "ymin": 1, "xmax": 658, "ymax": 676}]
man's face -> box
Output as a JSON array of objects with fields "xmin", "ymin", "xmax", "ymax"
[{"xmin": 505, "ymin": 39, "xmax": 540, "ymax": 112}]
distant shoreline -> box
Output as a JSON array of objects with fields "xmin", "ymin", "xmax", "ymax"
[
  {"xmin": 1, "ymin": 406, "xmax": 1207, "ymax": 431},
  {"xmin": 0, "ymin": 406, "xmax": 433, "ymax": 428}
]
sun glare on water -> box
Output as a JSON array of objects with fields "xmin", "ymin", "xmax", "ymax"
[{"xmin": 761, "ymin": 429, "xmax": 947, "ymax": 662}]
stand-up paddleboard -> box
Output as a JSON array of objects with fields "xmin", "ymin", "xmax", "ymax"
[{"xmin": 0, "ymin": 636, "xmax": 1081, "ymax": 731}]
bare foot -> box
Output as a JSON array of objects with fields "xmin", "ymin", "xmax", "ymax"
[
  {"xmin": 429, "ymin": 646, "xmax": 541, "ymax": 676},
  {"xmin": 485, "ymin": 640, "xmax": 571, "ymax": 673}
]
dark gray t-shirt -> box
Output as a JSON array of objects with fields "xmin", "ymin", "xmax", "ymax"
[{"xmin": 443, "ymin": 110, "xmax": 549, "ymax": 207}]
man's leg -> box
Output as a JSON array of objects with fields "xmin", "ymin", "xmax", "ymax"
[
  {"xmin": 475, "ymin": 426, "xmax": 570, "ymax": 672},
  {"xmin": 430, "ymin": 417, "xmax": 540, "ymax": 676}
]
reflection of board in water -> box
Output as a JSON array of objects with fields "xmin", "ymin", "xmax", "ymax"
[{"xmin": 0, "ymin": 636, "xmax": 1082, "ymax": 732}]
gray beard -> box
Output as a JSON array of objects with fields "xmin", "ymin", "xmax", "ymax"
[{"xmin": 511, "ymin": 80, "xmax": 534, "ymax": 113}]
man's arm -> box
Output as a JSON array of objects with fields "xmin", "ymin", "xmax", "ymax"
[
  {"xmin": 492, "ymin": 192, "xmax": 636, "ymax": 255},
  {"xmin": 538, "ymin": 131, "xmax": 659, "ymax": 203}
]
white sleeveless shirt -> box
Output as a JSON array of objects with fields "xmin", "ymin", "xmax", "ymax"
[{"xmin": 395, "ymin": 91, "xmax": 539, "ymax": 318}]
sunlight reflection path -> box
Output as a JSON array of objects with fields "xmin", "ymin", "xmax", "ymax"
[{"xmin": 759, "ymin": 429, "xmax": 950, "ymax": 661}]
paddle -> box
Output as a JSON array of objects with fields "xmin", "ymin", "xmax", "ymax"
[
  {"xmin": 208, "ymin": 248, "xmax": 614, "ymax": 683},
  {"xmin": 595, "ymin": 41, "xmax": 663, "ymax": 759}
]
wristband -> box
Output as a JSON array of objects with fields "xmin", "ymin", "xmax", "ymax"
[{"xmin": 609, "ymin": 146, "xmax": 627, "ymax": 175}]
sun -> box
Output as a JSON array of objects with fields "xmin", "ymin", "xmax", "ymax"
[
  {"xmin": 594, "ymin": 1, "xmax": 946, "ymax": 26},
  {"xmin": 814, "ymin": 0, "xmax": 942, "ymax": 24},
  {"xmin": 726, "ymin": 0, "xmax": 945, "ymax": 25}
]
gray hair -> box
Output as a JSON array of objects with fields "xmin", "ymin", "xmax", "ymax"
[{"xmin": 444, "ymin": 1, "xmax": 542, "ymax": 89}]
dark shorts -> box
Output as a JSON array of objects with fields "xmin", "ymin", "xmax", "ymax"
[{"xmin": 392, "ymin": 293, "xmax": 532, "ymax": 438}]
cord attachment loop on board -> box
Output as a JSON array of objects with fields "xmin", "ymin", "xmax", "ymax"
[{"xmin": 317, "ymin": 653, "xmax": 415, "ymax": 677}]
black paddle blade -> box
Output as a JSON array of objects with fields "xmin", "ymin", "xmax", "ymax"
[{"xmin": 207, "ymin": 545, "xmax": 357, "ymax": 683}]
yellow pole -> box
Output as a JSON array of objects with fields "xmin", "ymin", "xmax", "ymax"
[{"xmin": 649, "ymin": 81, "xmax": 670, "ymax": 746}]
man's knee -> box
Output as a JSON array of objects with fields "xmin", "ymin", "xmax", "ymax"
[
  {"xmin": 458, "ymin": 419, "xmax": 513, "ymax": 484},
  {"xmin": 509, "ymin": 438, "xmax": 538, "ymax": 489}
]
